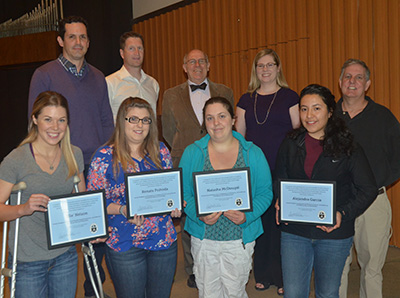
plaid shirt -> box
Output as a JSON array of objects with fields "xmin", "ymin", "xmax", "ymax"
[{"xmin": 58, "ymin": 54, "xmax": 87, "ymax": 77}]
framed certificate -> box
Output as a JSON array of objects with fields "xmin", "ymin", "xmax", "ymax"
[
  {"xmin": 125, "ymin": 168, "xmax": 183, "ymax": 217},
  {"xmin": 193, "ymin": 167, "xmax": 252, "ymax": 216},
  {"xmin": 45, "ymin": 190, "xmax": 108, "ymax": 250},
  {"xmin": 279, "ymin": 179, "xmax": 336, "ymax": 226}
]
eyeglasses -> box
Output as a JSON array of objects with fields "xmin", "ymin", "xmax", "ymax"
[
  {"xmin": 342, "ymin": 74, "xmax": 366, "ymax": 81},
  {"xmin": 256, "ymin": 62, "xmax": 277, "ymax": 70},
  {"xmin": 186, "ymin": 59, "xmax": 208, "ymax": 66},
  {"xmin": 125, "ymin": 116, "xmax": 152, "ymax": 125}
]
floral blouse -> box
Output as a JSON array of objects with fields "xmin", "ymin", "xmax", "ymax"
[{"xmin": 86, "ymin": 143, "xmax": 177, "ymax": 252}]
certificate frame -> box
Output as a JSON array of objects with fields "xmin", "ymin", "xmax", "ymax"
[
  {"xmin": 45, "ymin": 190, "xmax": 108, "ymax": 250},
  {"xmin": 125, "ymin": 168, "xmax": 183, "ymax": 218},
  {"xmin": 193, "ymin": 167, "xmax": 252, "ymax": 217},
  {"xmin": 279, "ymin": 179, "xmax": 336, "ymax": 226}
]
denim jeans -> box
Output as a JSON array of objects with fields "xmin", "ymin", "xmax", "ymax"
[
  {"xmin": 8, "ymin": 246, "xmax": 77, "ymax": 298},
  {"xmin": 281, "ymin": 232, "xmax": 353, "ymax": 298},
  {"xmin": 105, "ymin": 241, "xmax": 177, "ymax": 298}
]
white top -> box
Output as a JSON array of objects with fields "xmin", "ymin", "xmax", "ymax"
[
  {"xmin": 188, "ymin": 78, "xmax": 211, "ymax": 125},
  {"xmin": 106, "ymin": 66, "xmax": 160, "ymax": 121}
]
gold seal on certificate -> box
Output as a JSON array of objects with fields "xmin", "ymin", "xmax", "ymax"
[{"xmin": 279, "ymin": 179, "xmax": 336, "ymax": 226}]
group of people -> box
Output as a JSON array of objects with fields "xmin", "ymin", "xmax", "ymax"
[{"xmin": 0, "ymin": 14, "xmax": 399, "ymax": 298}]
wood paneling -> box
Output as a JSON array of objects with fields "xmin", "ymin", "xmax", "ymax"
[
  {"xmin": 133, "ymin": 0, "xmax": 400, "ymax": 246},
  {"xmin": 0, "ymin": 31, "xmax": 59, "ymax": 67}
]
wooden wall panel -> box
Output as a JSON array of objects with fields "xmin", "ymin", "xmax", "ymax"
[
  {"xmin": 294, "ymin": 0, "xmax": 309, "ymax": 92},
  {"xmin": 255, "ymin": 0, "xmax": 268, "ymax": 47},
  {"xmin": 358, "ymin": 0, "xmax": 373, "ymax": 68},
  {"xmin": 267, "ymin": 1, "xmax": 277, "ymax": 45},
  {"xmin": 386, "ymin": 0, "xmax": 400, "ymax": 242},
  {"xmin": 169, "ymin": 13, "xmax": 178, "ymax": 86},
  {"xmin": 133, "ymin": 0, "xmax": 400, "ymax": 246},
  {"xmin": 239, "ymin": 50, "xmax": 251, "ymax": 93},
  {"xmin": 284, "ymin": 41, "xmax": 296, "ymax": 90},
  {"xmin": 237, "ymin": 0, "xmax": 247, "ymax": 52},
  {"xmin": 298, "ymin": 40, "xmax": 310, "ymax": 91},
  {"xmin": 344, "ymin": 0, "xmax": 360, "ymax": 58},
  {"xmin": 211, "ymin": 0, "xmax": 221, "ymax": 57},
  {"xmin": 230, "ymin": 52, "xmax": 239, "ymax": 96},
  {"xmin": 222, "ymin": 0, "xmax": 234, "ymax": 55},
  {"xmin": 318, "ymin": 0, "xmax": 332, "ymax": 87},
  {"xmin": 295, "ymin": 0, "xmax": 308, "ymax": 38},
  {"xmin": 198, "ymin": 2, "xmax": 209, "ymax": 53},
  {"xmin": 388, "ymin": 0, "xmax": 400, "ymax": 117},
  {"xmin": 246, "ymin": 1, "xmax": 257, "ymax": 49},
  {"xmin": 331, "ymin": 0, "xmax": 344, "ymax": 96},
  {"xmin": 373, "ymin": 0, "xmax": 390, "ymax": 107},
  {"xmin": 306, "ymin": 0, "xmax": 321, "ymax": 84},
  {"xmin": 285, "ymin": 0, "xmax": 296, "ymax": 42},
  {"xmin": 0, "ymin": 31, "xmax": 59, "ymax": 66},
  {"xmin": 275, "ymin": 0, "xmax": 286, "ymax": 44}
]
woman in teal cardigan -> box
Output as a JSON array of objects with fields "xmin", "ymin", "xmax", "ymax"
[{"xmin": 180, "ymin": 97, "xmax": 273, "ymax": 298}]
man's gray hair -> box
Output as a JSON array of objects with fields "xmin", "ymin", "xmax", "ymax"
[{"xmin": 340, "ymin": 59, "xmax": 370, "ymax": 81}]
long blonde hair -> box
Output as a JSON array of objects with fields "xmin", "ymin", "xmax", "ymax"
[
  {"xmin": 107, "ymin": 97, "xmax": 161, "ymax": 176},
  {"xmin": 20, "ymin": 91, "xmax": 79, "ymax": 179},
  {"xmin": 247, "ymin": 49, "xmax": 289, "ymax": 93}
]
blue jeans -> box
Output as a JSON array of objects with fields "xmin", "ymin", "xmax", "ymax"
[
  {"xmin": 8, "ymin": 246, "xmax": 77, "ymax": 298},
  {"xmin": 281, "ymin": 232, "xmax": 353, "ymax": 298},
  {"xmin": 105, "ymin": 241, "xmax": 177, "ymax": 298}
]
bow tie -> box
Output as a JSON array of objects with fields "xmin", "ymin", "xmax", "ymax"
[{"xmin": 190, "ymin": 82, "xmax": 207, "ymax": 92}]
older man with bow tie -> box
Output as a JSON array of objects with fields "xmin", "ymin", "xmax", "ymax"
[{"xmin": 162, "ymin": 49, "xmax": 233, "ymax": 289}]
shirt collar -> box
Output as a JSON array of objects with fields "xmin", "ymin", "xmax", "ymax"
[
  {"xmin": 119, "ymin": 66, "xmax": 147, "ymax": 83},
  {"xmin": 188, "ymin": 78, "xmax": 208, "ymax": 86},
  {"xmin": 58, "ymin": 54, "xmax": 87, "ymax": 77}
]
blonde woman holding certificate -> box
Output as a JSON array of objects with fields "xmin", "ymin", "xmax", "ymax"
[
  {"xmin": 0, "ymin": 91, "xmax": 85, "ymax": 297},
  {"xmin": 180, "ymin": 97, "xmax": 273, "ymax": 298}
]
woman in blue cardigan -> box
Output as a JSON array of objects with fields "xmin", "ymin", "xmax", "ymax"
[{"xmin": 180, "ymin": 97, "xmax": 273, "ymax": 298}]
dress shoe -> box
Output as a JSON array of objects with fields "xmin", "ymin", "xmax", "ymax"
[{"xmin": 187, "ymin": 274, "xmax": 197, "ymax": 289}]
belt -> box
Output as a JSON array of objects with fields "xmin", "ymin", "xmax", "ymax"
[{"xmin": 378, "ymin": 187, "xmax": 385, "ymax": 195}]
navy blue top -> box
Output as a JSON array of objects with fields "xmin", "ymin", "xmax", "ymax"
[{"xmin": 237, "ymin": 88, "xmax": 299, "ymax": 171}]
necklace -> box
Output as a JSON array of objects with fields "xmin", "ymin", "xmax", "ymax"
[
  {"xmin": 254, "ymin": 90, "xmax": 278, "ymax": 125},
  {"xmin": 33, "ymin": 145, "xmax": 60, "ymax": 170}
]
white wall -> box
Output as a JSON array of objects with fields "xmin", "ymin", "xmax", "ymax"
[{"xmin": 133, "ymin": 0, "xmax": 182, "ymax": 19}]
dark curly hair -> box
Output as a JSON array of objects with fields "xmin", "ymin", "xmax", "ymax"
[{"xmin": 289, "ymin": 84, "xmax": 354, "ymax": 157}]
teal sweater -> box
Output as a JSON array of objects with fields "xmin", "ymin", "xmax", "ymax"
[{"xmin": 179, "ymin": 131, "xmax": 273, "ymax": 244}]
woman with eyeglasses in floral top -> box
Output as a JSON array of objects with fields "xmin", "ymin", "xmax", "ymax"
[{"xmin": 86, "ymin": 97, "xmax": 181, "ymax": 298}]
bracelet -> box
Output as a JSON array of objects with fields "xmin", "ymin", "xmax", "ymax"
[{"xmin": 119, "ymin": 205, "xmax": 126, "ymax": 217}]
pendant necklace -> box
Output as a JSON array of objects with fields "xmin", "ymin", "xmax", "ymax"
[
  {"xmin": 34, "ymin": 145, "xmax": 59, "ymax": 170},
  {"xmin": 254, "ymin": 90, "xmax": 278, "ymax": 125}
]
